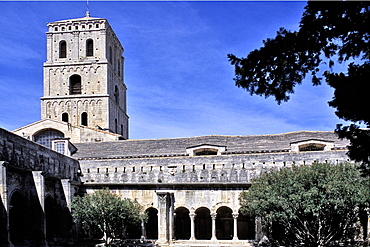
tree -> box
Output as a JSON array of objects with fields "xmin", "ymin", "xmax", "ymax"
[
  {"xmin": 240, "ymin": 163, "xmax": 369, "ymax": 247},
  {"xmin": 228, "ymin": 2, "xmax": 370, "ymax": 174},
  {"xmin": 71, "ymin": 189, "xmax": 146, "ymax": 245}
]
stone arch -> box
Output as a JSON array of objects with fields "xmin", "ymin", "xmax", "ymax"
[
  {"xmin": 216, "ymin": 206, "xmax": 233, "ymax": 240},
  {"xmin": 237, "ymin": 209, "xmax": 255, "ymax": 240},
  {"xmin": 174, "ymin": 207, "xmax": 190, "ymax": 240},
  {"xmin": 145, "ymin": 207, "xmax": 158, "ymax": 240},
  {"xmin": 9, "ymin": 190, "xmax": 26, "ymax": 244},
  {"xmin": 194, "ymin": 207, "xmax": 211, "ymax": 240}
]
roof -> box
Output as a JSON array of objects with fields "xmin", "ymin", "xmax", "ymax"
[{"xmin": 72, "ymin": 131, "xmax": 349, "ymax": 160}]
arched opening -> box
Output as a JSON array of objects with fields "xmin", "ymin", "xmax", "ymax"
[
  {"xmin": 194, "ymin": 148, "xmax": 218, "ymax": 156},
  {"xmin": 45, "ymin": 196, "xmax": 57, "ymax": 242},
  {"xmin": 145, "ymin": 208, "xmax": 158, "ymax": 239},
  {"xmin": 59, "ymin": 40, "xmax": 66, "ymax": 58},
  {"xmin": 69, "ymin": 75, "xmax": 82, "ymax": 95},
  {"xmin": 62, "ymin": 112, "xmax": 69, "ymax": 123},
  {"xmin": 81, "ymin": 112, "xmax": 88, "ymax": 126},
  {"xmin": 271, "ymin": 221, "xmax": 286, "ymax": 241},
  {"xmin": 114, "ymin": 85, "xmax": 119, "ymax": 104},
  {"xmin": 9, "ymin": 191, "xmax": 26, "ymax": 244},
  {"xmin": 34, "ymin": 129, "xmax": 64, "ymax": 149},
  {"xmin": 299, "ymin": 143, "xmax": 325, "ymax": 152},
  {"xmin": 237, "ymin": 210, "xmax": 255, "ymax": 240},
  {"xmin": 195, "ymin": 207, "xmax": 211, "ymax": 240},
  {"xmin": 216, "ymin": 206, "xmax": 233, "ymax": 240},
  {"xmin": 86, "ymin": 39, "xmax": 93, "ymax": 56},
  {"xmin": 175, "ymin": 207, "xmax": 190, "ymax": 240}
]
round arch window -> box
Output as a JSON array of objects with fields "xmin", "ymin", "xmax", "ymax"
[{"xmin": 34, "ymin": 129, "xmax": 64, "ymax": 149}]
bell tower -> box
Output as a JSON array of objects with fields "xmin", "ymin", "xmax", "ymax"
[{"xmin": 40, "ymin": 15, "xmax": 128, "ymax": 139}]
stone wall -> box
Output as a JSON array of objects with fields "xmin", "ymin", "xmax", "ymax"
[{"xmin": 0, "ymin": 127, "xmax": 82, "ymax": 246}]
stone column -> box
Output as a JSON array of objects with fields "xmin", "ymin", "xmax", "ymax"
[
  {"xmin": 157, "ymin": 192, "xmax": 168, "ymax": 243},
  {"xmin": 255, "ymin": 217, "xmax": 263, "ymax": 241},
  {"xmin": 140, "ymin": 219, "xmax": 146, "ymax": 241},
  {"xmin": 32, "ymin": 171, "xmax": 47, "ymax": 244},
  {"xmin": 189, "ymin": 212, "xmax": 196, "ymax": 240},
  {"xmin": 61, "ymin": 179, "xmax": 72, "ymax": 209},
  {"xmin": 0, "ymin": 161, "xmax": 10, "ymax": 244},
  {"xmin": 232, "ymin": 213, "xmax": 239, "ymax": 241},
  {"xmin": 211, "ymin": 212, "xmax": 217, "ymax": 240},
  {"xmin": 168, "ymin": 193, "xmax": 175, "ymax": 241}
]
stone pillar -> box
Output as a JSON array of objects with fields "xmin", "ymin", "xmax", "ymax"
[
  {"xmin": 32, "ymin": 171, "xmax": 45, "ymax": 211},
  {"xmin": 157, "ymin": 192, "xmax": 168, "ymax": 243},
  {"xmin": 61, "ymin": 179, "xmax": 72, "ymax": 209},
  {"xmin": 32, "ymin": 171, "xmax": 47, "ymax": 244},
  {"xmin": 189, "ymin": 212, "xmax": 196, "ymax": 240},
  {"xmin": 140, "ymin": 219, "xmax": 146, "ymax": 241},
  {"xmin": 211, "ymin": 212, "xmax": 217, "ymax": 240},
  {"xmin": 0, "ymin": 161, "xmax": 10, "ymax": 245},
  {"xmin": 168, "ymin": 193, "xmax": 175, "ymax": 241},
  {"xmin": 232, "ymin": 213, "xmax": 239, "ymax": 241},
  {"xmin": 255, "ymin": 217, "xmax": 263, "ymax": 240}
]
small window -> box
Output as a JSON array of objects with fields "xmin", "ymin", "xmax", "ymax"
[
  {"xmin": 114, "ymin": 85, "xmax": 119, "ymax": 104},
  {"xmin": 120, "ymin": 124, "xmax": 123, "ymax": 135},
  {"xmin": 69, "ymin": 75, "xmax": 82, "ymax": 95},
  {"xmin": 109, "ymin": 46, "xmax": 113, "ymax": 64},
  {"xmin": 115, "ymin": 119, "xmax": 118, "ymax": 133},
  {"xmin": 118, "ymin": 60, "xmax": 121, "ymax": 77},
  {"xmin": 86, "ymin": 39, "xmax": 93, "ymax": 56},
  {"xmin": 59, "ymin": 41, "xmax": 67, "ymax": 58},
  {"xmin": 55, "ymin": 27, "xmax": 58, "ymax": 31},
  {"xmin": 96, "ymin": 24, "xmax": 99, "ymax": 28},
  {"xmin": 54, "ymin": 141, "xmax": 65, "ymax": 154},
  {"xmin": 62, "ymin": 113, "xmax": 69, "ymax": 123},
  {"xmin": 81, "ymin": 112, "xmax": 88, "ymax": 126},
  {"xmin": 194, "ymin": 148, "xmax": 218, "ymax": 156},
  {"xmin": 299, "ymin": 143, "xmax": 325, "ymax": 152}
]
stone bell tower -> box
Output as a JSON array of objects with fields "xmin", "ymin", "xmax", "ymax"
[{"xmin": 40, "ymin": 14, "xmax": 128, "ymax": 139}]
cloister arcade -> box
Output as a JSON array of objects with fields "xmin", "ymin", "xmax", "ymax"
[{"xmin": 137, "ymin": 205, "xmax": 255, "ymax": 242}]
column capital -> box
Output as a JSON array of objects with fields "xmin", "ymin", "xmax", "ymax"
[
  {"xmin": 211, "ymin": 212, "xmax": 217, "ymax": 220},
  {"xmin": 232, "ymin": 212, "xmax": 239, "ymax": 219}
]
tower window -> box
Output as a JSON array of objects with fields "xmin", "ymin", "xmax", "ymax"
[
  {"xmin": 62, "ymin": 113, "xmax": 69, "ymax": 123},
  {"xmin": 114, "ymin": 85, "xmax": 119, "ymax": 104},
  {"xmin": 118, "ymin": 60, "xmax": 121, "ymax": 77},
  {"xmin": 115, "ymin": 119, "xmax": 118, "ymax": 133},
  {"xmin": 81, "ymin": 112, "xmax": 88, "ymax": 126},
  {"xmin": 59, "ymin": 41, "xmax": 67, "ymax": 58},
  {"xmin": 69, "ymin": 75, "xmax": 82, "ymax": 95},
  {"xmin": 109, "ymin": 46, "xmax": 113, "ymax": 64},
  {"xmin": 86, "ymin": 39, "xmax": 93, "ymax": 57}
]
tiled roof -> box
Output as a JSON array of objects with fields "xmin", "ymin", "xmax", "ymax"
[{"xmin": 72, "ymin": 131, "xmax": 348, "ymax": 160}]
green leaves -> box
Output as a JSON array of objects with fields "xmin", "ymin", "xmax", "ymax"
[
  {"xmin": 240, "ymin": 163, "xmax": 369, "ymax": 245},
  {"xmin": 71, "ymin": 189, "xmax": 146, "ymax": 245}
]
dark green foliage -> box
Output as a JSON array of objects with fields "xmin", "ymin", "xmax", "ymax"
[
  {"xmin": 71, "ymin": 189, "xmax": 146, "ymax": 245},
  {"xmin": 240, "ymin": 163, "xmax": 370, "ymax": 246},
  {"xmin": 228, "ymin": 2, "xmax": 370, "ymax": 174}
]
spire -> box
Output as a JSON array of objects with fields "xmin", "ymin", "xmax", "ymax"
[{"xmin": 85, "ymin": 0, "xmax": 90, "ymax": 17}]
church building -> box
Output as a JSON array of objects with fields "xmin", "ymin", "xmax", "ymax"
[{"xmin": 0, "ymin": 13, "xmax": 366, "ymax": 247}]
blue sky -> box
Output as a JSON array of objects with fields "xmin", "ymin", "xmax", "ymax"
[{"xmin": 0, "ymin": 1, "xmax": 348, "ymax": 140}]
